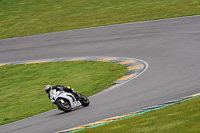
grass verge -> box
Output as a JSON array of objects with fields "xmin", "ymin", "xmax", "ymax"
[
  {"xmin": 80, "ymin": 96, "xmax": 200, "ymax": 133},
  {"xmin": 1, "ymin": 0, "xmax": 200, "ymax": 39},
  {"xmin": 0, "ymin": 61, "xmax": 127, "ymax": 125}
]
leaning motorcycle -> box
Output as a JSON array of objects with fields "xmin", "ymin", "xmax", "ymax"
[{"xmin": 49, "ymin": 89, "xmax": 90, "ymax": 112}]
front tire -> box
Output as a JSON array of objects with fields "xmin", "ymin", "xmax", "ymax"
[
  {"xmin": 56, "ymin": 99, "xmax": 72, "ymax": 112},
  {"xmin": 79, "ymin": 94, "xmax": 90, "ymax": 107}
]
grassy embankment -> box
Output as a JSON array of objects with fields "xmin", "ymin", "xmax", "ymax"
[
  {"xmin": 1, "ymin": 0, "xmax": 200, "ymax": 39},
  {"xmin": 0, "ymin": 61, "xmax": 127, "ymax": 125},
  {"xmin": 81, "ymin": 96, "xmax": 200, "ymax": 133}
]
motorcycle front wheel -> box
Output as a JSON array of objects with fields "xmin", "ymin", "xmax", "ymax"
[{"xmin": 56, "ymin": 98, "xmax": 72, "ymax": 112}]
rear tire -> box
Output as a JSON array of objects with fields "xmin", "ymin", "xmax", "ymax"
[
  {"xmin": 56, "ymin": 99, "xmax": 72, "ymax": 112},
  {"xmin": 79, "ymin": 94, "xmax": 90, "ymax": 107}
]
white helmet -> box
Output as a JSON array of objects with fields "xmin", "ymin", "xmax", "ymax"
[{"xmin": 45, "ymin": 85, "xmax": 52, "ymax": 93}]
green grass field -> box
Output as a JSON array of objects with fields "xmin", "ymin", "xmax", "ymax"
[
  {"xmin": 81, "ymin": 96, "xmax": 200, "ymax": 133},
  {"xmin": 0, "ymin": 61, "xmax": 127, "ymax": 125},
  {"xmin": 1, "ymin": 0, "xmax": 200, "ymax": 130},
  {"xmin": 1, "ymin": 0, "xmax": 200, "ymax": 39}
]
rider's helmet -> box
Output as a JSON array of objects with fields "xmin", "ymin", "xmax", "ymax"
[{"xmin": 45, "ymin": 85, "xmax": 52, "ymax": 93}]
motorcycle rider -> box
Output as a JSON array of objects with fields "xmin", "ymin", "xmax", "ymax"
[{"xmin": 45, "ymin": 85, "xmax": 80, "ymax": 100}]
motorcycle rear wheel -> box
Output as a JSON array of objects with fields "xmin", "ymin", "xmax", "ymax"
[{"xmin": 79, "ymin": 94, "xmax": 90, "ymax": 107}]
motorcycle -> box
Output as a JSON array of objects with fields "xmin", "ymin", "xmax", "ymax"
[{"xmin": 49, "ymin": 89, "xmax": 90, "ymax": 112}]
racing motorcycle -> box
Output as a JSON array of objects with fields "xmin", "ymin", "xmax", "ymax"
[{"xmin": 49, "ymin": 89, "xmax": 90, "ymax": 112}]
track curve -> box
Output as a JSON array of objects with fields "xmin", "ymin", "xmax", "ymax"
[{"xmin": 0, "ymin": 15, "xmax": 200, "ymax": 133}]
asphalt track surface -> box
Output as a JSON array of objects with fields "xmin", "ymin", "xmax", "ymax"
[{"xmin": 1, "ymin": 15, "xmax": 200, "ymax": 133}]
